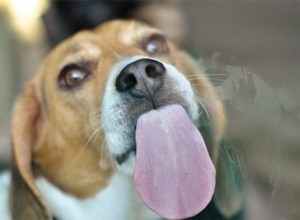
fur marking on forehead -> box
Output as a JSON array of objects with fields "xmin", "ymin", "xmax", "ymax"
[
  {"xmin": 119, "ymin": 22, "xmax": 157, "ymax": 45},
  {"xmin": 60, "ymin": 43, "xmax": 102, "ymax": 69}
]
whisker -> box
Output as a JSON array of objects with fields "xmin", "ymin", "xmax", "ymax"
[
  {"xmin": 185, "ymin": 75, "xmax": 208, "ymax": 80},
  {"xmin": 192, "ymin": 80, "xmax": 225, "ymax": 85},
  {"xmin": 206, "ymin": 73, "xmax": 230, "ymax": 76},
  {"xmin": 69, "ymin": 124, "xmax": 104, "ymax": 168},
  {"xmin": 100, "ymin": 137, "xmax": 106, "ymax": 163},
  {"xmin": 80, "ymin": 110, "xmax": 103, "ymax": 136},
  {"xmin": 186, "ymin": 73, "xmax": 229, "ymax": 80},
  {"xmin": 194, "ymin": 96, "xmax": 209, "ymax": 119},
  {"xmin": 194, "ymin": 91, "xmax": 224, "ymax": 118},
  {"xmin": 186, "ymin": 75, "xmax": 227, "ymax": 81}
]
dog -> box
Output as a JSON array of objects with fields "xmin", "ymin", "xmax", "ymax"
[{"xmin": 0, "ymin": 20, "xmax": 243, "ymax": 220}]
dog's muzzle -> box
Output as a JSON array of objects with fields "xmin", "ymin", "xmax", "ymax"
[{"xmin": 102, "ymin": 56, "xmax": 198, "ymax": 174}]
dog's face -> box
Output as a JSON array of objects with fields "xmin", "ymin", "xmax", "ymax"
[{"xmin": 10, "ymin": 20, "xmax": 242, "ymax": 219}]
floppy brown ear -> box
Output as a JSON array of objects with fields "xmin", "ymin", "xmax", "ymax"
[{"xmin": 9, "ymin": 84, "xmax": 51, "ymax": 220}]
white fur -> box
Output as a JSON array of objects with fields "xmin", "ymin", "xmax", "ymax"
[
  {"xmin": 0, "ymin": 172, "xmax": 11, "ymax": 220},
  {"xmin": 36, "ymin": 172, "xmax": 160, "ymax": 220}
]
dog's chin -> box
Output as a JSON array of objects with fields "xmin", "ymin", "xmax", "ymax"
[{"xmin": 116, "ymin": 151, "xmax": 137, "ymax": 175}]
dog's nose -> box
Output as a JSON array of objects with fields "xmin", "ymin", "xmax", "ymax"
[{"xmin": 115, "ymin": 59, "xmax": 166, "ymax": 98}]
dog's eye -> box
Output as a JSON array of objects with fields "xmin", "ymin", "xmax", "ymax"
[
  {"xmin": 59, "ymin": 64, "xmax": 90, "ymax": 89},
  {"xmin": 64, "ymin": 69, "xmax": 87, "ymax": 87},
  {"xmin": 144, "ymin": 34, "xmax": 169, "ymax": 55}
]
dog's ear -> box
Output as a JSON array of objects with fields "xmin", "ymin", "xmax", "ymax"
[{"xmin": 10, "ymin": 84, "xmax": 51, "ymax": 220}]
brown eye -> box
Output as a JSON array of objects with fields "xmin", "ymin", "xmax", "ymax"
[
  {"xmin": 59, "ymin": 64, "xmax": 91, "ymax": 89},
  {"xmin": 65, "ymin": 69, "xmax": 87, "ymax": 87},
  {"xmin": 144, "ymin": 34, "xmax": 169, "ymax": 55}
]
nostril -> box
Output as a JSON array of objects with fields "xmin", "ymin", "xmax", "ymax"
[
  {"xmin": 145, "ymin": 64, "xmax": 157, "ymax": 78},
  {"xmin": 123, "ymin": 74, "xmax": 137, "ymax": 90},
  {"xmin": 145, "ymin": 63, "xmax": 165, "ymax": 78},
  {"xmin": 116, "ymin": 72, "xmax": 137, "ymax": 92}
]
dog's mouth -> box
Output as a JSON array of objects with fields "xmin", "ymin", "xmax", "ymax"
[
  {"xmin": 103, "ymin": 57, "xmax": 199, "ymax": 169},
  {"xmin": 113, "ymin": 103, "xmax": 191, "ymax": 166},
  {"xmin": 112, "ymin": 95, "xmax": 196, "ymax": 167},
  {"xmin": 102, "ymin": 57, "xmax": 216, "ymax": 219}
]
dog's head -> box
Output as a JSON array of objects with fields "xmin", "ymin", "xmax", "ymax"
[{"xmin": 10, "ymin": 20, "xmax": 242, "ymax": 219}]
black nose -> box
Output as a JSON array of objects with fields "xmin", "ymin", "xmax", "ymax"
[{"xmin": 115, "ymin": 58, "xmax": 166, "ymax": 98}]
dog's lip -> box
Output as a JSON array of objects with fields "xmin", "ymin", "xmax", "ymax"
[
  {"xmin": 114, "ymin": 146, "xmax": 136, "ymax": 165},
  {"xmin": 112, "ymin": 105, "xmax": 158, "ymax": 166},
  {"xmin": 112, "ymin": 103, "xmax": 192, "ymax": 166}
]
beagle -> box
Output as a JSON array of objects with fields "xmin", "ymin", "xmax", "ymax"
[{"xmin": 0, "ymin": 20, "xmax": 243, "ymax": 220}]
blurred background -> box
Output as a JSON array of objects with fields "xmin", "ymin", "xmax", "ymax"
[{"xmin": 0, "ymin": 0, "xmax": 299, "ymax": 219}]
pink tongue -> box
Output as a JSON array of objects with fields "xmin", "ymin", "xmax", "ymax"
[{"xmin": 134, "ymin": 104, "xmax": 216, "ymax": 219}]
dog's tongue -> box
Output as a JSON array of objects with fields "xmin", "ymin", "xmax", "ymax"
[{"xmin": 134, "ymin": 104, "xmax": 215, "ymax": 219}]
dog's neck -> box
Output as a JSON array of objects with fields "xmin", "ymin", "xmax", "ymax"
[{"xmin": 36, "ymin": 172, "xmax": 160, "ymax": 220}]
